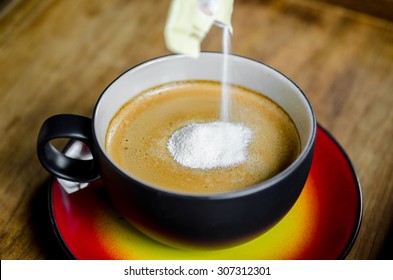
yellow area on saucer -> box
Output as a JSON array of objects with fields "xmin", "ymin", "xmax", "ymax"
[{"xmin": 97, "ymin": 178, "xmax": 318, "ymax": 260}]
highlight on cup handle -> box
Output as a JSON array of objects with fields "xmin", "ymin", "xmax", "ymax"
[{"xmin": 37, "ymin": 114, "xmax": 100, "ymax": 184}]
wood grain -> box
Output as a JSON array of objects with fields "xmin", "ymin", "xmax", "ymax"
[
  {"xmin": 0, "ymin": 0, "xmax": 392, "ymax": 259},
  {"xmin": 312, "ymin": 0, "xmax": 393, "ymax": 22}
]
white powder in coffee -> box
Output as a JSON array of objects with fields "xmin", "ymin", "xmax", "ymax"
[{"xmin": 167, "ymin": 121, "xmax": 253, "ymax": 169}]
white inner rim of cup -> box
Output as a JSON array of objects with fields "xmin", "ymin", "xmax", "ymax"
[{"xmin": 93, "ymin": 53, "xmax": 315, "ymax": 194}]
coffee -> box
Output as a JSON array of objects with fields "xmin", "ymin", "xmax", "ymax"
[{"xmin": 106, "ymin": 80, "xmax": 300, "ymax": 194}]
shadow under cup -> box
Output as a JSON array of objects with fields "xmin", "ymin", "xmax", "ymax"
[{"xmin": 38, "ymin": 53, "xmax": 316, "ymax": 250}]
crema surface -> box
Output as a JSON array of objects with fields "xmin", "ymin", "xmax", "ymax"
[{"xmin": 106, "ymin": 81, "xmax": 300, "ymax": 194}]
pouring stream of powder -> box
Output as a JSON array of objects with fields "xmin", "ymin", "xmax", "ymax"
[{"xmin": 167, "ymin": 121, "xmax": 253, "ymax": 169}]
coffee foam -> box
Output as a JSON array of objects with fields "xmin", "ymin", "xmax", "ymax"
[{"xmin": 106, "ymin": 81, "xmax": 300, "ymax": 194}]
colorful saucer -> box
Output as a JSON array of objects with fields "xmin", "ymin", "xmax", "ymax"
[{"xmin": 49, "ymin": 125, "xmax": 362, "ymax": 259}]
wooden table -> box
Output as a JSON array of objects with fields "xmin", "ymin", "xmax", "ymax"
[{"xmin": 0, "ymin": 0, "xmax": 392, "ymax": 260}]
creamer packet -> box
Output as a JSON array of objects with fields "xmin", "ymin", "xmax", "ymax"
[{"xmin": 165, "ymin": 0, "xmax": 233, "ymax": 57}]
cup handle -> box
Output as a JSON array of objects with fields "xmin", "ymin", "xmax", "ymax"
[{"xmin": 37, "ymin": 114, "xmax": 100, "ymax": 182}]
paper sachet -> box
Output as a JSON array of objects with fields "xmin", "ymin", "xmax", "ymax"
[{"xmin": 165, "ymin": 0, "xmax": 234, "ymax": 57}]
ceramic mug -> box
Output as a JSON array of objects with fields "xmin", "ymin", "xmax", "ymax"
[{"xmin": 37, "ymin": 53, "xmax": 316, "ymax": 249}]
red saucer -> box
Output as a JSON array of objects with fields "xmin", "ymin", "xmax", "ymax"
[{"xmin": 49, "ymin": 125, "xmax": 362, "ymax": 259}]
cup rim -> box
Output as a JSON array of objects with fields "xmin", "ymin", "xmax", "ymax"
[{"xmin": 92, "ymin": 52, "xmax": 317, "ymax": 199}]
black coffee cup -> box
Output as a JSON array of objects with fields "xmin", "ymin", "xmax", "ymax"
[{"xmin": 37, "ymin": 53, "xmax": 316, "ymax": 249}]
